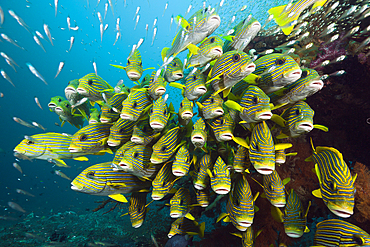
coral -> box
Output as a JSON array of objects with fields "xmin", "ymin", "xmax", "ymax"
[{"xmin": 353, "ymin": 162, "xmax": 370, "ymax": 223}]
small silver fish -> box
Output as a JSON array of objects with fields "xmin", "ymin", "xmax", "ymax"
[
  {"xmin": 26, "ymin": 63, "xmax": 48, "ymax": 85},
  {"xmin": 135, "ymin": 15, "xmax": 140, "ymax": 30},
  {"xmin": 152, "ymin": 27, "xmax": 157, "ymax": 46},
  {"xmin": 33, "ymin": 35, "xmax": 46, "ymax": 52},
  {"xmin": 16, "ymin": 189, "xmax": 35, "ymax": 197},
  {"xmin": 100, "ymin": 23, "xmax": 104, "ymax": 42},
  {"xmin": 34, "ymin": 97, "xmax": 43, "ymax": 110},
  {"xmin": 1, "ymin": 33, "xmax": 25, "ymax": 50},
  {"xmin": 163, "ymin": 2, "xmax": 168, "ymax": 16},
  {"xmin": 1, "ymin": 69, "xmax": 15, "ymax": 87},
  {"xmin": 0, "ymin": 6, "xmax": 4, "ymax": 25},
  {"xmin": 13, "ymin": 117, "xmax": 36, "ymax": 128},
  {"xmin": 97, "ymin": 12, "xmax": 103, "ymax": 23},
  {"xmin": 8, "ymin": 202, "xmax": 26, "ymax": 213},
  {"xmin": 54, "ymin": 0, "xmax": 58, "ymax": 16},
  {"xmin": 43, "ymin": 23, "xmax": 54, "ymax": 45},
  {"xmin": 67, "ymin": 15, "xmax": 71, "ymax": 30},
  {"xmin": 69, "ymin": 36, "xmax": 75, "ymax": 51},
  {"xmin": 13, "ymin": 163, "xmax": 23, "ymax": 174},
  {"xmin": 93, "ymin": 60, "xmax": 97, "ymax": 75},
  {"xmin": 104, "ymin": 3, "xmax": 108, "ymax": 19},
  {"xmin": 32, "ymin": 121, "xmax": 46, "ymax": 131},
  {"xmin": 8, "ymin": 10, "xmax": 31, "ymax": 34},
  {"xmin": 133, "ymin": 6, "xmax": 140, "ymax": 20},
  {"xmin": 54, "ymin": 61, "xmax": 65, "ymax": 79}
]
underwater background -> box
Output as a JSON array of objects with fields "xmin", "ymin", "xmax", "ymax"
[{"xmin": 1, "ymin": 0, "xmax": 370, "ymax": 246}]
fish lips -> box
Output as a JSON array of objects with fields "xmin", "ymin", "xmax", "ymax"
[
  {"xmin": 54, "ymin": 107, "xmax": 64, "ymax": 113},
  {"xmin": 191, "ymin": 134, "xmax": 206, "ymax": 146},
  {"xmin": 210, "ymin": 46, "xmax": 223, "ymax": 57},
  {"xmin": 131, "ymin": 136, "xmax": 144, "ymax": 144},
  {"xmin": 236, "ymin": 220, "xmax": 252, "ymax": 228},
  {"xmin": 120, "ymin": 113, "xmax": 134, "ymax": 121},
  {"xmin": 308, "ymin": 79, "xmax": 324, "ymax": 91},
  {"xmin": 219, "ymin": 132, "xmax": 234, "ymax": 141},
  {"xmin": 240, "ymin": 62, "xmax": 256, "ymax": 74},
  {"xmin": 107, "ymin": 139, "xmax": 121, "ymax": 147},
  {"xmin": 127, "ymin": 71, "xmax": 142, "ymax": 81},
  {"xmin": 68, "ymin": 146, "xmax": 82, "ymax": 153},
  {"xmin": 285, "ymin": 230, "xmax": 303, "ymax": 238},
  {"xmin": 297, "ymin": 122, "xmax": 313, "ymax": 132},
  {"xmin": 328, "ymin": 203, "xmax": 354, "ymax": 218},
  {"xmin": 181, "ymin": 111, "xmax": 193, "ymax": 120},
  {"xmin": 151, "ymin": 192, "xmax": 165, "ymax": 201},
  {"xmin": 283, "ymin": 68, "xmax": 302, "ymax": 82},
  {"xmin": 257, "ymin": 111, "xmax": 273, "ymax": 120},
  {"xmin": 150, "ymin": 121, "xmax": 165, "ymax": 131},
  {"xmin": 76, "ymin": 87, "xmax": 88, "ymax": 95}
]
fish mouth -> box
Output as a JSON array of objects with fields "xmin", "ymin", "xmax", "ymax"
[
  {"xmin": 172, "ymin": 72, "xmax": 184, "ymax": 80},
  {"xmin": 54, "ymin": 107, "xmax": 63, "ymax": 113},
  {"xmin": 273, "ymin": 202, "xmax": 286, "ymax": 208},
  {"xmin": 297, "ymin": 122, "xmax": 313, "ymax": 132},
  {"xmin": 251, "ymin": 21, "xmax": 261, "ymax": 30},
  {"xmin": 256, "ymin": 168, "xmax": 274, "ymax": 175},
  {"xmin": 194, "ymin": 183, "xmax": 205, "ymax": 190},
  {"xmin": 89, "ymin": 119, "xmax": 99, "ymax": 124},
  {"xmin": 257, "ymin": 111, "xmax": 272, "ymax": 120},
  {"xmin": 168, "ymin": 234, "xmax": 174, "ymax": 238},
  {"xmin": 330, "ymin": 208, "xmax": 353, "ymax": 218},
  {"xmin": 181, "ymin": 111, "xmax": 193, "ymax": 120},
  {"xmin": 131, "ymin": 136, "xmax": 144, "ymax": 144},
  {"xmin": 234, "ymin": 168, "xmax": 243, "ymax": 173},
  {"xmin": 150, "ymin": 122, "xmax": 164, "ymax": 130},
  {"xmin": 285, "ymin": 231, "xmax": 303, "ymax": 238},
  {"xmin": 215, "ymin": 188, "xmax": 230, "ymax": 194},
  {"xmin": 237, "ymin": 221, "xmax": 252, "ymax": 228},
  {"xmin": 210, "ymin": 47, "xmax": 223, "ymax": 57},
  {"xmin": 213, "ymin": 108, "xmax": 224, "ymax": 116},
  {"xmin": 70, "ymin": 185, "xmax": 82, "ymax": 191},
  {"xmin": 132, "ymin": 222, "xmax": 143, "ymax": 228},
  {"xmin": 68, "ymin": 147, "xmax": 81, "ymax": 153},
  {"xmin": 200, "ymin": 203, "xmax": 209, "ymax": 207},
  {"xmin": 107, "ymin": 140, "xmax": 120, "ymax": 147},
  {"xmin": 99, "ymin": 118, "xmax": 110, "ymax": 123},
  {"xmin": 170, "ymin": 213, "xmax": 181, "ymax": 218},
  {"xmin": 309, "ymin": 80, "xmax": 324, "ymax": 90},
  {"xmin": 192, "ymin": 135, "xmax": 205, "ymax": 144},
  {"xmin": 208, "ymin": 15, "xmax": 221, "ymax": 27},
  {"xmin": 48, "ymin": 103, "xmax": 57, "ymax": 108},
  {"xmin": 275, "ymin": 158, "xmax": 286, "ymax": 164},
  {"xmin": 241, "ymin": 62, "xmax": 256, "ymax": 74},
  {"xmin": 155, "ymin": 87, "xmax": 166, "ymax": 96},
  {"xmin": 220, "ymin": 133, "xmax": 233, "ymax": 141},
  {"xmin": 120, "ymin": 113, "xmax": 133, "ymax": 120},
  {"xmin": 76, "ymin": 88, "xmax": 87, "ymax": 95},
  {"xmin": 284, "ymin": 68, "xmax": 302, "ymax": 81},
  {"xmin": 172, "ymin": 170, "xmax": 185, "ymax": 177},
  {"xmin": 127, "ymin": 72, "xmax": 141, "ymax": 80},
  {"xmin": 194, "ymin": 86, "xmax": 207, "ymax": 95},
  {"xmin": 118, "ymin": 162, "xmax": 129, "ymax": 169},
  {"xmin": 151, "ymin": 194, "xmax": 164, "ymax": 200},
  {"xmin": 65, "ymin": 87, "xmax": 77, "ymax": 94},
  {"xmin": 150, "ymin": 157, "xmax": 161, "ymax": 164}
]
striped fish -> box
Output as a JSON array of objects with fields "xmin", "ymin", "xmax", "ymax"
[
  {"xmin": 187, "ymin": 36, "xmax": 224, "ymax": 68},
  {"xmin": 280, "ymin": 101, "xmax": 314, "ymax": 138},
  {"xmin": 172, "ymin": 145, "xmax": 191, "ymax": 177},
  {"xmin": 48, "ymin": 96, "xmax": 65, "ymax": 112},
  {"xmin": 150, "ymin": 95, "xmax": 171, "ymax": 131},
  {"xmin": 111, "ymin": 49, "xmax": 144, "ymax": 81},
  {"xmin": 178, "ymin": 97, "xmax": 194, "ymax": 126},
  {"xmin": 197, "ymin": 93, "xmax": 224, "ymax": 120},
  {"xmin": 128, "ymin": 192, "xmax": 149, "ymax": 228},
  {"xmin": 111, "ymin": 141, "xmax": 136, "ymax": 170},
  {"xmin": 230, "ymin": 226, "xmax": 262, "ymax": 247},
  {"xmin": 207, "ymin": 112, "xmax": 235, "ymax": 142},
  {"xmin": 253, "ymin": 54, "xmax": 302, "ymax": 94},
  {"xmin": 220, "ymin": 174, "xmax": 255, "ymax": 231},
  {"xmin": 195, "ymin": 188, "xmax": 210, "ymax": 207},
  {"xmin": 151, "ymin": 161, "xmax": 179, "ymax": 200},
  {"xmin": 71, "ymin": 162, "xmax": 151, "ymax": 200},
  {"xmin": 100, "ymin": 92, "xmax": 126, "ymax": 123},
  {"xmin": 191, "ymin": 118, "xmax": 207, "ymax": 149},
  {"xmin": 223, "ymin": 17, "xmax": 261, "ymax": 52},
  {"xmin": 168, "ymin": 217, "xmax": 205, "ymax": 239},
  {"xmin": 283, "ymin": 189, "xmax": 310, "ymax": 238},
  {"xmin": 164, "ymin": 57, "xmax": 184, "ymax": 82},
  {"xmin": 107, "ymin": 118, "xmax": 136, "ymax": 147},
  {"xmin": 64, "ymin": 79, "xmax": 81, "ymax": 105},
  {"xmin": 161, "ymin": 8, "xmax": 221, "ymax": 60},
  {"xmin": 184, "ymin": 70, "xmax": 207, "ymax": 101},
  {"xmin": 170, "ymin": 188, "xmax": 192, "ymax": 218},
  {"xmin": 77, "ymin": 73, "xmax": 115, "ymax": 103},
  {"xmin": 118, "ymin": 144, "xmax": 157, "ymax": 179},
  {"xmin": 263, "ymin": 170, "xmax": 286, "ymax": 207},
  {"xmin": 207, "ymin": 156, "xmax": 231, "ymax": 195},
  {"xmin": 131, "ymin": 118, "xmax": 160, "ymax": 146},
  {"xmin": 120, "ymin": 88, "xmax": 152, "ymax": 121},
  {"xmin": 269, "ymin": 68, "xmax": 323, "ymax": 106},
  {"xmin": 54, "ymin": 99, "xmax": 84, "ymax": 128},
  {"xmin": 193, "ymin": 154, "xmax": 212, "ymax": 190},
  {"xmin": 150, "ymin": 126, "xmax": 183, "ymax": 164},
  {"xmin": 209, "ymin": 50, "xmax": 255, "ymax": 95},
  {"xmin": 140, "ymin": 74, "xmax": 151, "ymax": 89},
  {"xmin": 306, "ymin": 142, "xmax": 356, "ymax": 218},
  {"xmin": 233, "ymin": 145, "xmax": 250, "ymax": 173},
  {"xmin": 268, "ymin": 0, "xmax": 328, "ymax": 35},
  {"xmin": 69, "ymin": 123, "xmax": 112, "ymax": 154},
  {"xmin": 13, "ymin": 132, "xmax": 88, "ymax": 166},
  {"xmin": 148, "ymin": 71, "xmax": 166, "ymax": 100},
  {"xmin": 313, "ymin": 219, "xmax": 370, "ymax": 246},
  {"xmin": 249, "ymin": 121, "xmax": 276, "ymax": 175},
  {"xmin": 88, "ymin": 108, "xmax": 100, "ymax": 124}
]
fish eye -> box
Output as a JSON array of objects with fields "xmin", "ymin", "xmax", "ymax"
[
  {"xmin": 295, "ymin": 109, "xmax": 300, "ymax": 116},
  {"xmin": 220, "ymin": 119, "xmax": 224, "ymax": 125},
  {"xmin": 180, "ymin": 102, "xmax": 183, "ymax": 108},
  {"xmin": 269, "ymin": 183, "xmax": 274, "ymax": 191},
  {"xmin": 210, "ymin": 37, "xmax": 215, "ymax": 43},
  {"xmin": 329, "ymin": 181, "xmax": 337, "ymax": 191},
  {"xmin": 109, "ymin": 108, "xmax": 114, "ymax": 113},
  {"xmin": 79, "ymin": 135, "xmax": 87, "ymax": 141},
  {"xmin": 26, "ymin": 140, "xmax": 34, "ymax": 145},
  {"xmin": 210, "ymin": 98, "xmax": 214, "ymax": 103},
  {"xmin": 164, "ymin": 109, "xmax": 167, "ymax": 115},
  {"xmin": 193, "ymin": 75, "xmax": 197, "ymax": 81},
  {"xmin": 161, "ymin": 146, "xmax": 166, "ymax": 152},
  {"xmin": 275, "ymin": 58, "xmax": 285, "ymax": 65},
  {"xmin": 88, "ymin": 79, "xmax": 93, "ymax": 85},
  {"xmin": 232, "ymin": 54, "xmax": 241, "ymax": 62},
  {"xmin": 119, "ymin": 128, "xmax": 125, "ymax": 134},
  {"xmin": 150, "ymin": 108, "xmax": 153, "ymax": 114},
  {"xmin": 66, "ymin": 104, "xmax": 70, "ymax": 108},
  {"xmin": 353, "ymin": 235, "xmax": 365, "ymax": 245},
  {"xmin": 252, "ymin": 97, "xmax": 258, "ymax": 104},
  {"xmin": 173, "ymin": 62, "xmax": 177, "ymax": 67},
  {"xmin": 134, "ymin": 152, "xmax": 139, "ymax": 158},
  {"xmin": 139, "ymin": 61, "xmax": 142, "ymax": 66},
  {"xmin": 127, "ymin": 88, "xmax": 131, "ymax": 93},
  {"xmin": 143, "ymin": 126, "xmax": 147, "ymax": 132},
  {"xmin": 133, "ymin": 102, "xmax": 138, "ymax": 108},
  {"xmin": 180, "ymin": 200, "xmax": 184, "ymax": 205},
  {"xmin": 86, "ymin": 171, "xmax": 95, "ymax": 177},
  {"xmin": 58, "ymin": 98, "xmax": 62, "ymax": 102},
  {"xmin": 301, "ymin": 70, "xmax": 309, "ymax": 78},
  {"xmin": 127, "ymin": 60, "xmax": 130, "ymax": 65}
]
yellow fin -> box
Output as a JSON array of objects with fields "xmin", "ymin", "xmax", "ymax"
[
  {"xmin": 110, "ymin": 64, "xmax": 126, "ymax": 70},
  {"xmin": 242, "ymin": 73, "xmax": 260, "ymax": 84},
  {"xmin": 143, "ymin": 67, "xmax": 155, "ymax": 71},
  {"xmin": 305, "ymin": 156, "xmax": 313, "ymax": 162},
  {"xmin": 222, "ymin": 35, "xmax": 234, "ymax": 42},
  {"xmin": 175, "ymin": 15, "xmax": 190, "ymax": 30},
  {"xmin": 276, "ymin": 133, "xmax": 289, "ymax": 139},
  {"xmin": 312, "ymin": 0, "xmax": 328, "ymax": 10},
  {"xmin": 161, "ymin": 47, "xmax": 170, "ymax": 61},
  {"xmin": 230, "ymin": 232, "xmax": 242, "ymax": 238},
  {"xmin": 227, "ymin": 92, "xmax": 239, "ymax": 101},
  {"xmin": 169, "ymin": 187, "xmax": 177, "ymax": 194},
  {"xmin": 275, "ymin": 143, "xmax": 292, "ymax": 150},
  {"xmin": 282, "ymin": 177, "xmax": 291, "ymax": 185},
  {"xmin": 224, "ymin": 100, "xmax": 242, "ymax": 112},
  {"xmin": 313, "ymin": 124, "xmax": 329, "ymax": 132},
  {"xmin": 73, "ymin": 156, "xmax": 89, "ymax": 161},
  {"xmin": 216, "ymin": 212, "xmax": 228, "ymax": 223},
  {"xmin": 187, "ymin": 43, "xmax": 199, "ymax": 55},
  {"xmin": 222, "ymin": 87, "xmax": 231, "ymax": 98},
  {"xmin": 312, "ymin": 189, "xmax": 322, "ymax": 198},
  {"xmin": 185, "ymin": 212, "xmax": 195, "ymax": 220},
  {"xmin": 353, "ymin": 173, "xmax": 357, "ymax": 183},
  {"xmin": 271, "ymin": 114, "xmax": 286, "ymax": 127},
  {"xmin": 253, "ymin": 192, "xmax": 260, "ymax": 202},
  {"xmin": 206, "ymin": 168, "xmax": 213, "ymax": 178},
  {"xmin": 305, "ymin": 201, "xmax": 311, "ymax": 218},
  {"xmin": 254, "ymin": 205, "xmax": 259, "ymax": 212},
  {"xmin": 223, "ymin": 216, "xmax": 230, "ymax": 222},
  {"xmin": 54, "ymin": 159, "xmax": 69, "ymax": 167},
  {"xmin": 271, "ymin": 205, "xmax": 284, "ymax": 223},
  {"xmin": 315, "ymin": 163, "xmax": 321, "ymax": 184},
  {"xmin": 199, "ymin": 222, "xmax": 205, "ymax": 238},
  {"xmin": 108, "ymin": 194, "xmax": 128, "ymax": 203},
  {"xmin": 304, "ymin": 226, "xmax": 310, "ymax": 233},
  {"xmin": 261, "ymin": 192, "xmax": 267, "ymax": 198},
  {"xmin": 120, "ymin": 212, "xmax": 129, "ymax": 217},
  {"xmin": 232, "ymin": 136, "xmax": 249, "ymax": 149},
  {"xmin": 196, "ymin": 102, "xmax": 203, "ymax": 111},
  {"xmin": 286, "ymin": 152, "xmax": 297, "ymax": 156}
]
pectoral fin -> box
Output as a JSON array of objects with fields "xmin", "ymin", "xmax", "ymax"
[{"xmin": 108, "ymin": 194, "xmax": 128, "ymax": 203}]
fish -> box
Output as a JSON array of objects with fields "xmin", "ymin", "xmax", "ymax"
[
  {"xmin": 313, "ymin": 219, "xmax": 370, "ymax": 246},
  {"xmin": 172, "ymin": 145, "xmax": 191, "ymax": 177},
  {"xmin": 14, "ymin": 132, "xmax": 89, "ymax": 165},
  {"xmin": 226, "ymin": 85, "xmax": 272, "ymax": 123},
  {"xmin": 54, "ymin": 170, "xmax": 72, "ymax": 180},
  {"xmin": 54, "ymin": 0, "xmax": 58, "ymax": 16},
  {"xmin": 178, "ymin": 97, "xmax": 194, "ymax": 126},
  {"xmin": 193, "ymin": 154, "xmax": 212, "ymax": 190},
  {"xmin": 16, "ymin": 189, "xmax": 35, "ymax": 197},
  {"xmin": 131, "ymin": 118, "xmax": 160, "ymax": 146},
  {"xmin": 93, "ymin": 60, "xmax": 98, "ymax": 75},
  {"xmin": 305, "ymin": 141, "xmax": 356, "ymax": 218},
  {"xmin": 1, "ymin": 69, "xmax": 15, "ymax": 87},
  {"xmin": 134, "ymin": 15, "xmax": 140, "ymax": 30},
  {"xmin": 26, "ymin": 63, "xmax": 48, "ymax": 85},
  {"xmin": 164, "ymin": 234, "xmax": 193, "ymax": 247},
  {"xmin": 209, "ymin": 50, "xmax": 255, "ymax": 95},
  {"xmin": 32, "ymin": 34, "xmax": 46, "ymax": 52},
  {"xmin": 164, "ymin": 57, "xmax": 184, "ymax": 82},
  {"xmin": 71, "ymin": 162, "xmax": 151, "ymax": 202},
  {"xmin": 32, "ymin": 121, "xmax": 46, "ymax": 131},
  {"xmin": 120, "ymin": 88, "xmax": 152, "ymax": 121},
  {"xmin": 34, "ymin": 97, "xmax": 43, "ymax": 110},
  {"xmin": 196, "ymin": 92, "xmax": 224, "ymax": 120},
  {"xmin": 151, "ymin": 161, "xmax": 179, "ymax": 200},
  {"xmin": 1, "ymin": 52, "xmax": 20, "ymax": 68},
  {"xmin": 170, "ymin": 188, "xmax": 194, "ymax": 219},
  {"xmin": 110, "ymin": 141, "xmax": 136, "ymax": 170},
  {"xmin": 13, "ymin": 162, "xmax": 23, "ymax": 174},
  {"xmin": 268, "ymin": 0, "xmax": 328, "ymax": 35},
  {"xmin": 43, "ymin": 23, "xmax": 54, "ymax": 46},
  {"xmin": 168, "ymin": 217, "xmax": 205, "ymax": 239},
  {"xmin": 127, "ymin": 192, "xmax": 150, "ymax": 228},
  {"xmin": 67, "ymin": 15, "xmax": 71, "ymax": 30},
  {"xmin": 104, "ymin": 3, "xmax": 108, "ymax": 19},
  {"xmin": 12, "ymin": 117, "xmax": 36, "ymax": 129},
  {"xmin": 48, "ymin": 96, "xmax": 65, "ymax": 112},
  {"xmin": 151, "ymin": 126, "xmax": 184, "ymax": 164},
  {"xmin": 8, "ymin": 202, "xmax": 26, "ymax": 213},
  {"xmin": 161, "ymin": 8, "xmax": 221, "ymax": 60},
  {"xmin": 233, "ymin": 145, "xmax": 250, "ymax": 173},
  {"xmin": 191, "ymin": 118, "xmax": 207, "ymax": 149},
  {"xmin": 110, "ymin": 49, "xmax": 144, "ymax": 81},
  {"xmin": 263, "ymin": 170, "xmax": 288, "ymax": 207},
  {"xmin": 69, "ymin": 123, "xmax": 113, "ymax": 154},
  {"xmin": 207, "ymin": 112, "xmax": 235, "ymax": 142},
  {"xmin": 54, "ymin": 99, "xmax": 85, "ymax": 128},
  {"xmin": 35, "ymin": 30, "xmax": 46, "ymax": 41},
  {"xmin": 54, "ymin": 61, "xmax": 65, "ymax": 79},
  {"xmin": 207, "ymin": 156, "xmax": 231, "ymax": 194},
  {"xmin": 133, "ymin": 7, "xmax": 140, "ymax": 20},
  {"xmin": 77, "ymin": 73, "xmax": 114, "ymax": 104},
  {"xmin": 64, "ymin": 79, "xmax": 81, "ymax": 105},
  {"xmin": 150, "ymin": 95, "xmax": 172, "ymax": 131},
  {"xmin": 230, "ymin": 226, "xmax": 262, "ymax": 247},
  {"xmin": 69, "ymin": 36, "xmax": 75, "ymax": 51},
  {"xmin": 88, "ymin": 108, "xmax": 100, "ymax": 124},
  {"xmin": 195, "ymin": 188, "xmax": 210, "ymax": 207},
  {"xmin": 1, "ymin": 33, "xmax": 25, "ymax": 50},
  {"xmin": 108, "ymin": 0, "xmax": 114, "ymax": 17},
  {"xmin": 5, "ymin": 59, "xmax": 17, "ymax": 72},
  {"xmin": 107, "ymin": 118, "xmax": 136, "ymax": 147},
  {"xmin": 223, "ymin": 16, "xmax": 261, "ymax": 52},
  {"xmin": 148, "ymin": 70, "xmax": 167, "ymax": 100},
  {"xmin": 170, "ymin": 70, "xmax": 207, "ymax": 101},
  {"xmin": 8, "ymin": 10, "xmax": 31, "ymax": 34},
  {"xmin": 0, "ymin": 6, "xmax": 3, "ymax": 25},
  {"xmin": 100, "ymin": 93, "xmax": 126, "ymax": 123},
  {"xmin": 187, "ymin": 36, "xmax": 224, "ymax": 68}
]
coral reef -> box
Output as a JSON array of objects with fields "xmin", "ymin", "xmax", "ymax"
[{"xmin": 353, "ymin": 162, "xmax": 370, "ymax": 226}]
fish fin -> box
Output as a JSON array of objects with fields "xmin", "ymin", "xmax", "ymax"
[
  {"xmin": 222, "ymin": 35, "xmax": 234, "ymax": 42},
  {"xmin": 253, "ymin": 191, "xmax": 260, "ymax": 202},
  {"xmin": 224, "ymin": 100, "xmax": 242, "ymax": 112},
  {"xmin": 304, "ymin": 156, "xmax": 313, "ymax": 162},
  {"xmin": 254, "ymin": 205, "xmax": 259, "ymax": 212},
  {"xmin": 168, "ymin": 82, "xmax": 185, "ymax": 89},
  {"xmin": 271, "ymin": 114, "xmax": 286, "ymax": 127},
  {"xmin": 274, "ymin": 143, "xmax": 292, "ymax": 150},
  {"xmin": 198, "ymin": 222, "xmax": 206, "ymax": 238},
  {"xmin": 305, "ymin": 201, "xmax": 311, "ymax": 218},
  {"xmin": 261, "ymin": 192, "xmax": 266, "ymax": 198},
  {"xmin": 73, "ymin": 156, "xmax": 89, "ymax": 161},
  {"xmin": 268, "ymin": 5, "xmax": 296, "ymax": 35},
  {"xmin": 175, "ymin": 15, "xmax": 190, "ymax": 31},
  {"xmin": 120, "ymin": 212, "xmax": 129, "ymax": 217},
  {"xmin": 185, "ymin": 213, "xmax": 195, "ymax": 220},
  {"xmin": 313, "ymin": 124, "xmax": 329, "ymax": 132},
  {"xmin": 353, "ymin": 173, "xmax": 357, "ymax": 183},
  {"xmin": 161, "ymin": 47, "xmax": 170, "ymax": 61},
  {"xmin": 54, "ymin": 159, "xmax": 69, "ymax": 167},
  {"xmin": 227, "ymin": 92, "xmax": 238, "ymax": 101},
  {"xmin": 242, "ymin": 73, "xmax": 260, "ymax": 84},
  {"xmin": 216, "ymin": 212, "xmax": 229, "ymax": 223},
  {"xmin": 276, "ymin": 133, "xmax": 289, "ymax": 139},
  {"xmin": 206, "ymin": 168, "xmax": 213, "ymax": 178},
  {"xmin": 196, "ymin": 102, "xmax": 203, "ymax": 111},
  {"xmin": 312, "ymin": 0, "xmax": 328, "ymax": 11},
  {"xmin": 205, "ymin": 74, "xmax": 222, "ymax": 85},
  {"xmin": 108, "ymin": 194, "xmax": 128, "ymax": 203},
  {"xmin": 230, "ymin": 232, "xmax": 242, "ymax": 238},
  {"xmin": 187, "ymin": 43, "xmax": 199, "ymax": 56},
  {"xmin": 223, "ymin": 216, "xmax": 231, "ymax": 222},
  {"xmin": 314, "ymin": 163, "xmax": 322, "ymax": 184},
  {"xmin": 232, "ymin": 136, "xmax": 249, "ymax": 149},
  {"xmin": 304, "ymin": 226, "xmax": 310, "ymax": 233},
  {"xmin": 137, "ymin": 189, "xmax": 151, "ymax": 193},
  {"xmin": 61, "ymin": 120, "xmax": 66, "ymax": 127},
  {"xmin": 90, "ymin": 101, "xmax": 96, "ymax": 107},
  {"xmin": 110, "ymin": 64, "xmax": 126, "ymax": 70},
  {"xmin": 286, "ymin": 152, "xmax": 297, "ymax": 156},
  {"xmin": 312, "ymin": 189, "xmax": 322, "ymax": 198},
  {"xmin": 271, "ymin": 205, "xmax": 284, "ymax": 223},
  {"xmin": 143, "ymin": 67, "xmax": 155, "ymax": 71},
  {"xmin": 169, "ymin": 187, "xmax": 177, "ymax": 194},
  {"xmin": 282, "ymin": 177, "xmax": 291, "ymax": 185},
  {"xmin": 222, "ymin": 87, "xmax": 231, "ymax": 98}
]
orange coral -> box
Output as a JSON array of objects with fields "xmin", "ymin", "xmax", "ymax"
[{"xmin": 353, "ymin": 162, "xmax": 370, "ymax": 223}]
